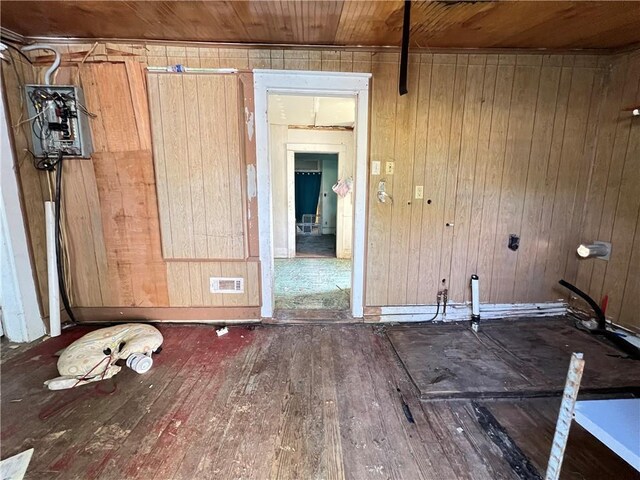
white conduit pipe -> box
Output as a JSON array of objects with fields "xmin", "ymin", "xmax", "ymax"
[
  {"xmin": 21, "ymin": 44, "xmax": 61, "ymax": 86},
  {"xmin": 146, "ymin": 66, "xmax": 238, "ymax": 74},
  {"xmin": 45, "ymin": 201, "xmax": 61, "ymax": 337},
  {"xmin": 471, "ymin": 274, "xmax": 480, "ymax": 332}
]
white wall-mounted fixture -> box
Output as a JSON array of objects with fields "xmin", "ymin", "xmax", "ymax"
[
  {"xmin": 577, "ymin": 241, "xmax": 611, "ymax": 260},
  {"xmin": 471, "ymin": 274, "xmax": 480, "ymax": 332},
  {"xmin": 633, "ymin": 108, "xmax": 640, "ymax": 116}
]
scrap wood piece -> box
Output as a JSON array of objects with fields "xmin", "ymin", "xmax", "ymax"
[{"xmin": 545, "ymin": 352, "xmax": 585, "ymax": 480}]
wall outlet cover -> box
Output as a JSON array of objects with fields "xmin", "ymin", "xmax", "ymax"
[
  {"xmin": 385, "ymin": 162, "xmax": 395, "ymax": 175},
  {"xmin": 371, "ymin": 161, "xmax": 381, "ymax": 175},
  {"xmin": 415, "ymin": 186, "xmax": 424, "ymax": 199}
]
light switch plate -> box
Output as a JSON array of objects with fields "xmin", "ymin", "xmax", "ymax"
[
  {"xmin": 415, "ymin": 186, "xmax": 424, "ymax": 199},
  {"xmin": 385, "ymin": 162, "xmax": 395, "ymax": 175},
  {"xmin": 371, "ymin": 161, "xmax": 380, "ymax": 175}
]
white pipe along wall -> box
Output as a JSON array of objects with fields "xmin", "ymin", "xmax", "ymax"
[
  {"xmin": 471, "ymin": 275, "xmax": 480, "ymax": 332},
  {"xmin": 45, "ymin": 201, "xmax": 61, "ymax": 337}
]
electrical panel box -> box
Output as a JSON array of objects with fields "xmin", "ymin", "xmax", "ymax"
[{"xmin": 24, "ymin": 84, "xmax": 93, "ymax": 159}]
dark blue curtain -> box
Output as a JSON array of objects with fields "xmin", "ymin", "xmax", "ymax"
[{"xmin": 295, "ymin": 172, "xmax": 322, "ymax": 222}]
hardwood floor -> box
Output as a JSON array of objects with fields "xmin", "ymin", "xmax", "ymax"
[{"xmin": 1, "ymin": 324, "xmax": 637, "ymax": 479}]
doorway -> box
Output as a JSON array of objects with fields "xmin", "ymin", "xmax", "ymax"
[
  {"xmin": 254, "ymin": 70, "xmax": 371, "ymax": 318},
  {"xmin": 269, "ymin": 97, "xmax": 355, "ymax": 311},
  {"xmin": 275, "ymin": 149, "xmax": 352, "ymax": 310},
  {"xmin": 294, "ymin": 152, "xmax": 338, "ymax": 258}
]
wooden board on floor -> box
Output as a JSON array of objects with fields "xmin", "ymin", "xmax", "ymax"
[{"xmin": 386, "ymin": 318, "xmax": 640, "ymax": 399}]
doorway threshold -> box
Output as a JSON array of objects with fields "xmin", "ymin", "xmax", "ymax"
[{"xmin": 266, "ymin": 309, "xmax": 361, "ymax": 325}]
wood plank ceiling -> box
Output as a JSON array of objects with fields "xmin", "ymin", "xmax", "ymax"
[{"xmin": 1, "ymin": 1, "xmax": 639, "ymax": 50}]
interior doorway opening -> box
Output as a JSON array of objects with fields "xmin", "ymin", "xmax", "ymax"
[
  {"xmin": 268, "ymin": 94, "xmax": 355, "ymax": 311},
  {"xmin": 254, "ymin": 70, "xmax": 371, "ymax": 319},
  {"xmin": 294, "ymin": 152, "xmax": 338, "ymax": 258}
]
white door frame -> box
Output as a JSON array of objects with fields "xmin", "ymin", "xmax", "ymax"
[
  {"xmin": 286, "ymin": 143, "xmax": 346, "ymax": 258},
  {"xmin": 254, "ymin": 70, "xmax": 371, "ymax": 318}
]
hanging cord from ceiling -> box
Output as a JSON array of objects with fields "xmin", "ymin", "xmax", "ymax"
[
  {"xmin": 21, "ymin": 43, "xmax": 60, "ymax": 86},
  {"xmin": 73, "ymin": 41, "xmax": 98, "ymax": 85}
]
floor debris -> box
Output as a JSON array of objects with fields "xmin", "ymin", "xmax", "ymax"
[
  {"xmin": 0, "ymin": 448, "xmax": 34, "ymax": 480},
  {"xmin": 397, "ymin": 388, "xmax": 415, "ymax": 424},
  {"xmin": 216, "ymin": 327, "xmax": 229, "ymax": 337}
]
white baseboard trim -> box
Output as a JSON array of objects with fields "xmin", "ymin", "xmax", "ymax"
[{"xmin": 368, "ymin": 301, "xmax": 567, "ymax": 323}]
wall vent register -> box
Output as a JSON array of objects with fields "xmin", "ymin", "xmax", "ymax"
[{"xmin": 210, "ymin": 277, "xmax": 245, "ymax": 294}]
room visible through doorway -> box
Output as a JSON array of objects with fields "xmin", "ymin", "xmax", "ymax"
[
  {"xmin": 255, "ymin": 70, "xmax": 370, "ymax": 318},
  {"xmin": 268, "ymin": 94, "xmax": 355, "ymax": 311},
  {"xmin": 295, "ymin": 152, "xmax": 337, "ymax": 258}
]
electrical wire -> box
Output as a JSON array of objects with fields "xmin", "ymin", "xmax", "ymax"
[
  {"xmin": 6, "ymin": 48, "xmax": 29, "ymax": 138},
  {"xmin": 0, "ymin": 39, "xmax": 33, "ymax": 65},
  {"xmin": 12, "ymin": 103, "xmax": 51, "ymax": 128},
  {"xmin": 405, "ymin": 299, "xmax": 441, "ymax": 326},
  {"xmin": 54, "ymin": 155, "xmax": 77, "ymax": 325},
  {"xmin": 74, "ymin": 41, "xmax": 99, "ymax": 85},
  {"xmin": 39, "ymin": 354, "xmax": 117, "ymax": 421}
]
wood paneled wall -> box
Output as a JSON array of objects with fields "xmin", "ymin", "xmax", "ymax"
[
  {"xmin": 573, "ymin": 51, "xmax": 640, "ymax": 332},
  {"xmin": 148, "ymin": 73, "xmax": 246, "ymax": 260},
  {"xmin": 56, "ymin": 62, "xmax": 169, "ymax": 308},
  {"xmin": 367, "ymin": 53, "xmax": 609, "ymax": 308},
  {"xmin": 3, "ymin": 56, "xmax": 260, "ymax": 317},
  {"xmin": 6, "ymin": 42, "xmax": 638, "ymax": 328}
]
